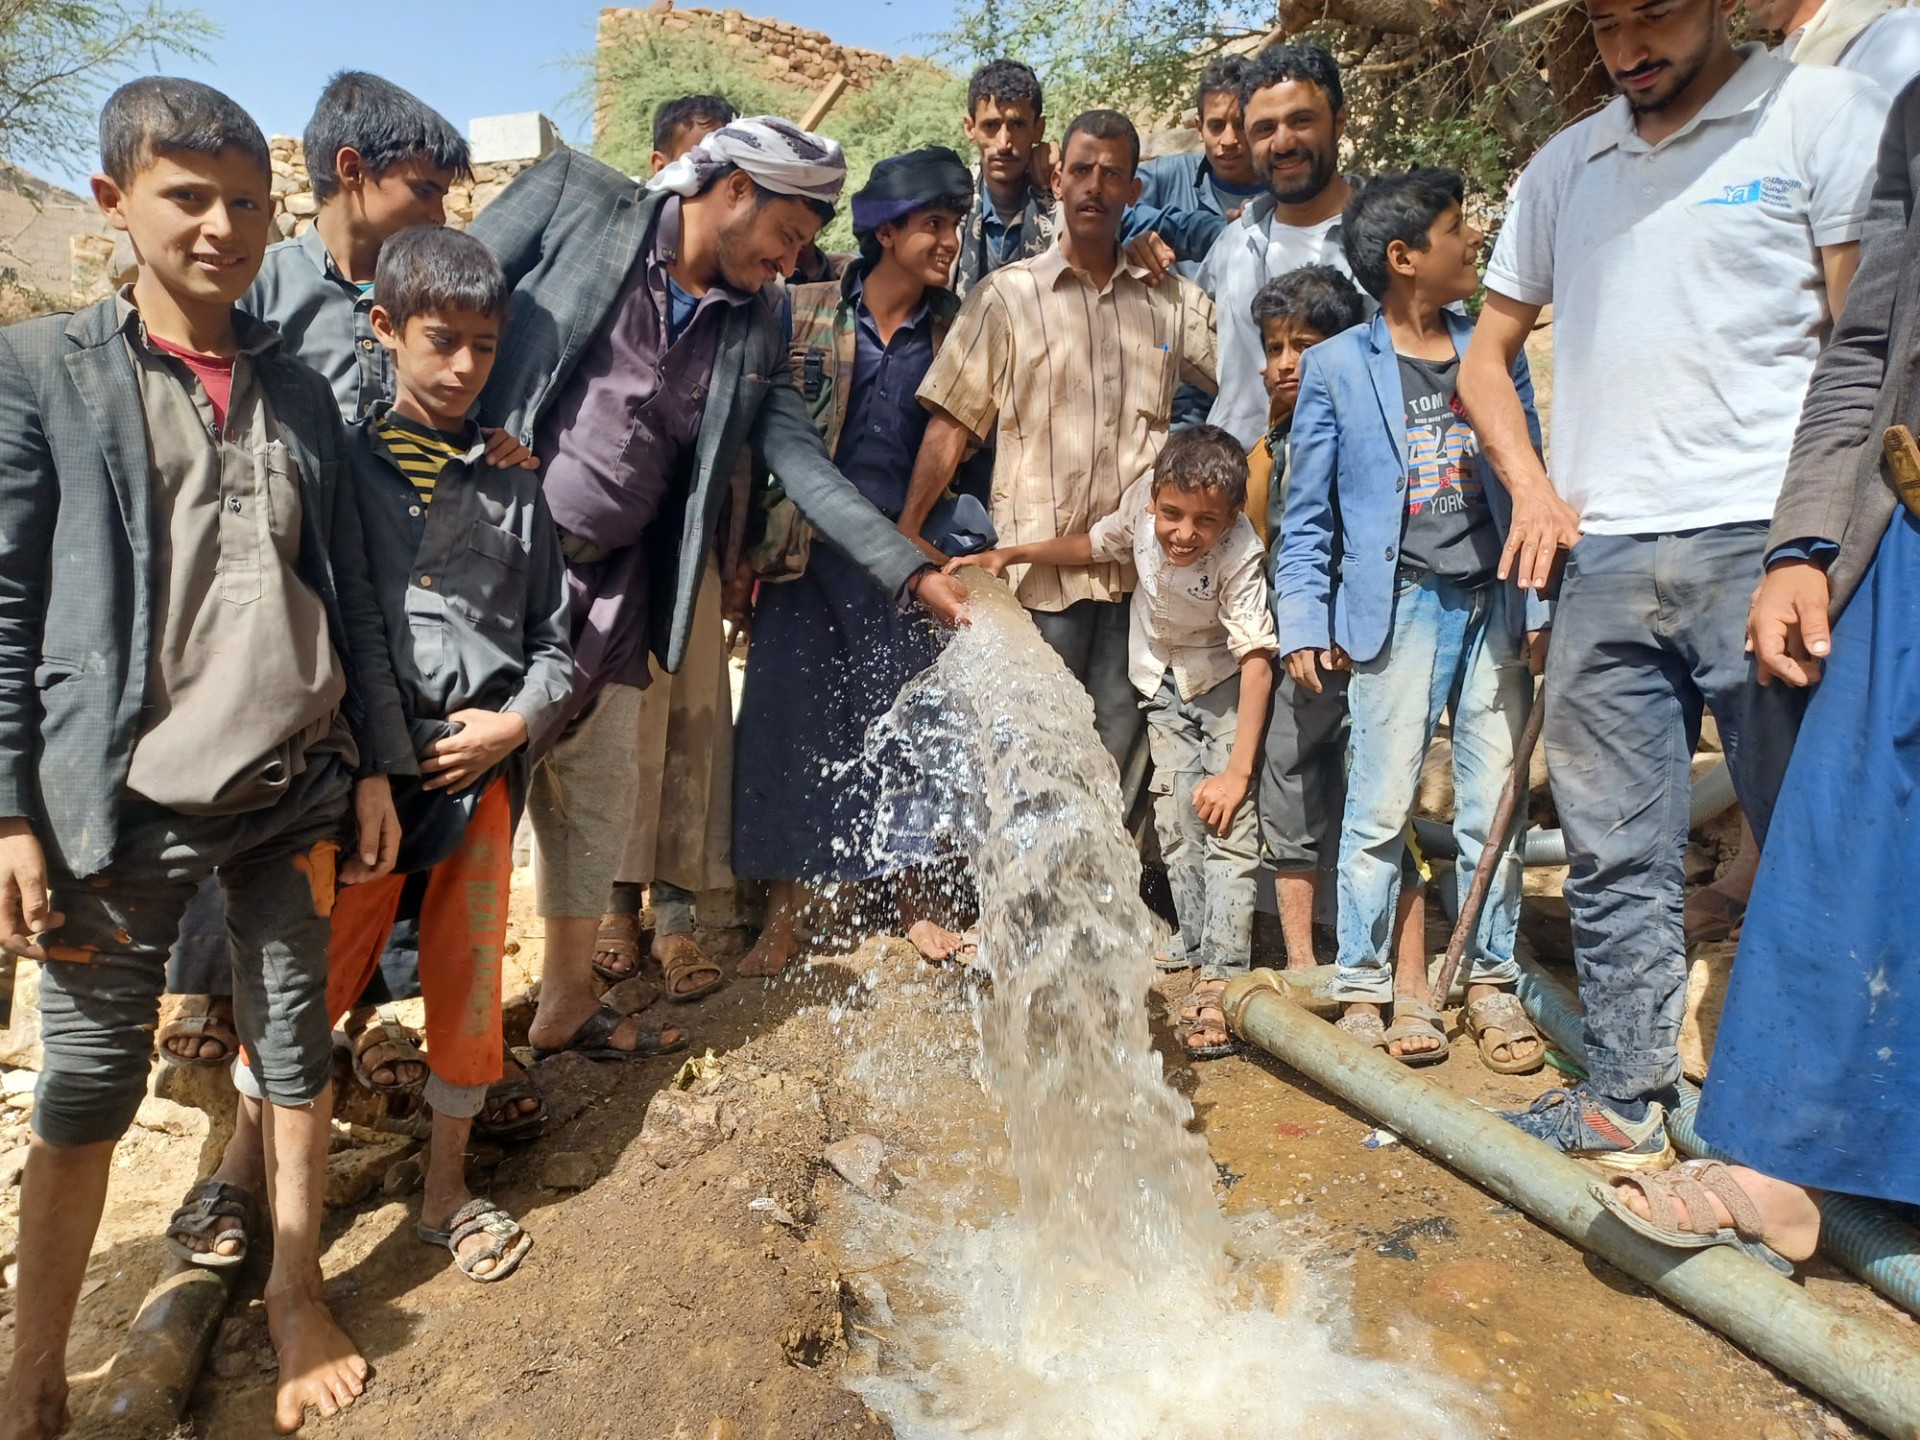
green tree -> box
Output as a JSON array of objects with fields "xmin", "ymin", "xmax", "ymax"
[
  {"xmin": 0, "ymin": 1, "xmax": 215, "ymax": 172},
  {"xmin": 937, "ymin": 0, "xmax": 1609, "ymax": 192},
  {"xmin": 588, "ymin": 26, "xmax": 966, "ymax": 253}
]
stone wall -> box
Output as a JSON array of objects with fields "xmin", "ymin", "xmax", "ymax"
[{"xmin": 597, "ymin": 3, "xmax": 899, "ymax": 93}]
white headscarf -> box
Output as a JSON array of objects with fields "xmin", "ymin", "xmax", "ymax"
[
  {"xmin": 646, "ymin": 115, "xmax": 846, "ymax": 207},
  {"xmin": 1789, "ymin": 0, "xmax": 1903, "ymax": 65}
]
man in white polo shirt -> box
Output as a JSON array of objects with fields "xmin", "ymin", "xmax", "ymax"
[{"xmin": 1457, "ymin": 0, "xmax": 1887, "ymax": 1166}]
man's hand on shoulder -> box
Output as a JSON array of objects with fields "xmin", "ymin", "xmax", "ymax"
[
  {"xmin": 1123, "ymin": 231, "xmax": 1176, "ymax": 286},
  {"xmin": 0, "ymin": 818, "xmax": 61, "ymax": 961}
]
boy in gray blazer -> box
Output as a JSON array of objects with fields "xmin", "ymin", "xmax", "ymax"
[{"xmin": 0, "ymin": 79, "xmax": 409, "ymax": 1437}]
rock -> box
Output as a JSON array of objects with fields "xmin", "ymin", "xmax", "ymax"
[
  {"xmin": 822, "ymin": 1134, "xmax": 897, "ymax": 1198},
  {"xmin": 5, "ymin": 1092, "xmax": 32, "ymax": 1112},
  {"xmin": 210, "ymin": 1347, "xmax": 256, "ymax": 1380},
  {"xmin": 1680, "ymin": 941, "xmax": 1735, "ymax": 1081},
  {"xmin": 0, "ymin": 1147, "xmax": 26, "ymax": 1190},
  {"xmin": 603, "ymin": 975, "xmax": 663, "ymax": 1015},
  {"xmin": 383, "ymin": 1153, "xmax": 424, "ymax": 1197},
  {"xmin": 533, "ymin": 1049, "xmax": 617, "ymax": 1127},
  {"xmin": 216, "ymin": 1315, "xmax": 256, "ymax": 1351},
  {"xmin": 324, "ymin": 1137, "xmax": 416, "ymax": 1208},
  {"xmin": 539, "ymin": 1150, "xmax": 599, "ymax": 1190},
  {"xmin": 133, "ymin": 1094, "xmax": 196, "ymax": 1136},
  {"xmin": 640, "ymin": 1088, "xmax": 735, "ymax": 1169},
  {"xmin": 0, "ymin": 1070, "xmax": 34, "ymax": 1096},
  {"xmin": 0, "ymin": 960, "xmax": 42, "ymax": 1070}
]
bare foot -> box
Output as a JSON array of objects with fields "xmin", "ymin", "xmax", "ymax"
[
  {"xmin": 1614, "ymin": 1164, "xmax": 1823, "ymax": 1262},
  {"xmin": 267, "ymin": 1289, "xmax": 368, "ymax": 1433},
  {"xmin": 905, "ymin": 919, "xmax": 969, "ymax": 962},
  {"xmin": 738, "ymin": 923, "xmax": 800, "ymax": 977},
  {"xmin": 0, "ymin": 1366, "xmax": 68, "ymax": 1440}
]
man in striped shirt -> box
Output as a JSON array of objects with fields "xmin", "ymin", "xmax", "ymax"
[{"xmin": 905, "ymin": 109, "xmax": 1218, "ymax": 806}]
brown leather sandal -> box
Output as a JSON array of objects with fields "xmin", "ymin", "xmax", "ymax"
[{"xmin": 656, "ymin": 932, "xmax": 725, "ymax": 1003}]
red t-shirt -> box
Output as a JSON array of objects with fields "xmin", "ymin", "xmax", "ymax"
[{"xmin": 148, "ymin": 333, "xmax": 237, "ymax": 432}]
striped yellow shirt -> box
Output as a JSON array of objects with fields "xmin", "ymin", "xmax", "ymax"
[
  {"xmin": 376, "ymin": 412, "xmax": 472, "ymax": 508},
  {"xmin": 917, "ymin": 242, "xmax": 1218, "ymax": 613}
]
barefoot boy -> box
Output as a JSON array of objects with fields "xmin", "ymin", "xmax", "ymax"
[
  {"xmin": 0, "ymin": 78, "xmax": 412, "ymax": 1436},
  {"xmin": 1274, "ymin": 168, "xmax": 1547, "ymax": 1072},
  {"xmin": 951, "ymin": 425, "xmax": 1277, "ymax": 1059}
]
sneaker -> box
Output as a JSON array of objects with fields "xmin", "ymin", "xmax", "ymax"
[{"xmin": 1500, "ymin": 1085, "xmax": 1674, "ymax": 1172}]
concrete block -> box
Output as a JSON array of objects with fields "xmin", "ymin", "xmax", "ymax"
[{"xmin": 469, "ymin": 112, "xmax": 561, "ymax": 166}]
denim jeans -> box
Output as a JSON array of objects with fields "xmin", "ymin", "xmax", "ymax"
[
  {"xmin": 1031, "ymin": 597, "xmax": 1149, "ymax": 818},
  {"xmin": 1334, "ymin": 575, "xmax": 1530, "ymax": 1003},
  {"xmin": 1143, "ymin": 669, "xmax": 1261, "ymax": 979},
  {"xmin": 1545, "ymin": 525, "xmax": 1807, "ymax": 1101}
]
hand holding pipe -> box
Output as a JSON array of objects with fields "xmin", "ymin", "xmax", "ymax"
[{"xmin": 1431, "ymin": 683, "xmax": 1547, "ymax": 1004}]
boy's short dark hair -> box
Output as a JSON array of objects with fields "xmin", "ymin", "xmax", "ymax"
[
  {"xmin": 99, "ymin": 77, "xmax": 269, "ymax": 187},
  {"xmin": 1251, "ymin": 265, "xmax": 1365, "ymax": 339},
  {"xmin": 1239, "ymin": 43, "xmax": 1345, "ymax": 116},
  {"xmin": 652, "ymin": 93, "xmax": 737, "ymax": 155},
  {"xmin": 1152, "ymin": 424, "xmax": 1249, "ymax": 510},
  {"xmin": 968, "ymin": 58, "xmax": 1044, "ymax": 118},
  {"xmin": 1341, "ymin": 167, "xmax": 1465, "ymax": 301},
  {"xmin": 1195, "ymin": 55, "xmax": 1250, "ymax": 113},
  {"xmin": 1061, "ymin": 109, "xmax": 1140, "ymax": 173},
  {"xmin": 304, "ymin": 71, "xmax": 472, "ymax": 204},
  {"xmin": 374, "ymin": 225, "xmax": 508, "ymax": 332}
]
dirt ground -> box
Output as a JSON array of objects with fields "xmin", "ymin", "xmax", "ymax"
[{"xmin": 0, "ymin": 846, "xmax": 1913, "ymax": 1440}]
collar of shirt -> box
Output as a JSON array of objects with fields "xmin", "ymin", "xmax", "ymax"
[
  {"xmin": 114, "ymin": 285, "xmax": 283, "ymax": 358},
  {"xmin": 1586, "ymin": 44, "xmax": 1779, "ymax": 159},
  {"xmin": 295, "ymin": 223, "xmax": 367, "ymax": 296},
  {"xmin": 367, "ymin": 399, "xmax": 486, "ymax": 467},
  {"xmin": 847, "ymin": 269, "xmax": 932, "ymax": 344},
  {"xmin": 650, "ymin": 194, "xmax": 755, "ymax": 333},
  {"xmin": 1031, "ymin": 239, "xmax": 1153, "ymax": 296}
]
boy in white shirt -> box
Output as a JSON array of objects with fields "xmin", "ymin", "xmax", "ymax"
[{"xmin": 949, "ymin": 426, "xmax": 1276, "ymax": 1058}]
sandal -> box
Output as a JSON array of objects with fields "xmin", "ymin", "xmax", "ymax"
[
  {"xmin": 348, "ymin": 1006, "xmax": 428, "ymax": 1096},
  {"xmin": 1383, "ymin": 998, "xmax": 1449, "ymax": 1067},
  {"xmin": 1590, "ymin": 1161, "xmax": 1794, "ymax": 1275},
  {"xmin": 1181, "ymin": 977, "xmax": 1235, "ymax": 1060},
  {"xmin": 1463, "ymin": 990, "xmax": 1546, "ymax": 1075},
  {"xmin": 1335, "ymin": 1008, "xmax": 1388, "ymax": 1050},
  {"xmin": 656, "ymin": 932, "xmax": 725, "ymax": 1003},
  {"xmin": 473, "ymin": 1057, "xmax": 547, "ymax": 1143},
  {"xmin": 167, "ymin": 1179, "xmax": 258, "ymax": 1268},
  {"xmin": 417, "ymin": 1197, "xmax": 532, "ymax": 1283},
  {"xmin": 530, "ymin": 1005, "xmax": 689, "ymax": 1063},
  {"xmin": 157, "ymin": 993, "xmax": 239, "ymax": 1067},
  {"xmin": 592, "ymin": 911, "xmax": 648, "ymax": 984}
]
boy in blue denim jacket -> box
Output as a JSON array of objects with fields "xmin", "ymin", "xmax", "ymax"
[{"xmin": 1273, "ymin": 168, "xmax": 1547, "ymax": 1075}]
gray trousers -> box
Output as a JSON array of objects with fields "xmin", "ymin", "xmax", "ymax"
[
  {"xmin": 1030, "ymin": 597, "xmax": 1149, "ymax": 819},
  {"xmin": 34, "ymin": 756, "xmax": 351, "ymax": 1147}
]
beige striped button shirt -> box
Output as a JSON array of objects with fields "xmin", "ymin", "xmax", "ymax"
[{"xmin": 916, "ymin": 243, "xmax": 1218, "ymax": 613}]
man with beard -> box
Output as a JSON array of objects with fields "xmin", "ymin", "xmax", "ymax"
[
  {"xmin": 1457, "ymin": 0, "xmax": 1886, "ymax": 1165},
  {"xmin": 468, "ymin": 117, "xmax": 967, "ymax": 1060},
  {"xmin": 902, "ymin": 110, "xmax": 1218, "ymax": 810},
  {"xmin": 1195, "ymin": 45, "xmax": 1362, "ymax": 450}
]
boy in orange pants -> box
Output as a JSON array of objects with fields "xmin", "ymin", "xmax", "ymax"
[{"xmin": 224, "ymin": 223, "xmax": 573, "ymax": 1284}]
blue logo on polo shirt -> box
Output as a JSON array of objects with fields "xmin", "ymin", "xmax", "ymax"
[{"xmin": 1698, "ymin": 176, "xmax": 1805, "ymax": 208}]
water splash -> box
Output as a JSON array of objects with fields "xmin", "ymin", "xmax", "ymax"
[{"xmin": 835, "ymin": 572, "xmax": 1472, "ymax": 1438}]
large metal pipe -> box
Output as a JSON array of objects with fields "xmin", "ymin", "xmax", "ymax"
[
  {"xmin": 1222, "ymin": 970, "xmax": 1920, "ymax": 1440},
  {"xmin": 91, "ymin": 1259, "xmax": 234, "ymax": 1432}
]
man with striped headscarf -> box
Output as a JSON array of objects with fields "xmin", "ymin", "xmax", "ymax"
[{"xmin": 470, "ymin": 116, "xmax": 968, "ymax": 1064}]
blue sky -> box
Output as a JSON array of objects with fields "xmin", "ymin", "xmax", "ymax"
[{"xmin": 40, "ymin": 0, "xmax": 956, "ymax": 191}]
